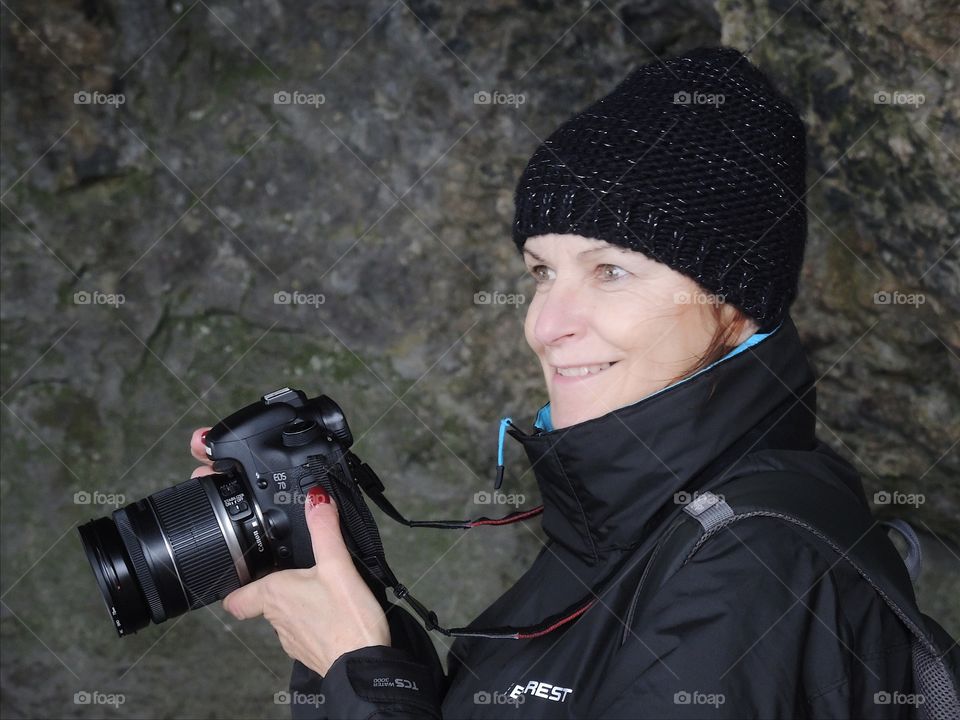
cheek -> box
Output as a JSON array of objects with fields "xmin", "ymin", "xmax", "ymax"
[
  {"xmin": 599, "ymin": 309, "xmax": 648, "ymax": 354},
  {"xmin": 599, "ymin": 287, "xmax": 685, "ymax": 354}
]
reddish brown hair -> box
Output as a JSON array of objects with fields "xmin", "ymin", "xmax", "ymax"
[{"xmin": 669, "ymin": 302, "xmax": 754, "ymax": 385}]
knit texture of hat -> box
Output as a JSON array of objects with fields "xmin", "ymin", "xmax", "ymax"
[{"xmin": 512, "ymin": 46, "xmax": 807, "ymax": 332}]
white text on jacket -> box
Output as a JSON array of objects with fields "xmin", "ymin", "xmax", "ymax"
[{"xmin": 508, "ymin": 680, "xmax": 574, "ymax": 703}]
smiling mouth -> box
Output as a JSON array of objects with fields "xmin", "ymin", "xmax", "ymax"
[{"xmin": 553, "ymin": 361, "xmax": 619, "ymax": 378}]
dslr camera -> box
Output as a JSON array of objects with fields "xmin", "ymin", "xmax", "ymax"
[{"xmin": 79, "ymin": 387, "xmax": 382, "ymax": 637}]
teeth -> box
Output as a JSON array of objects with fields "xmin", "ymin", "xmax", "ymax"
[{"xmin": 556, "ymin": 362, "xmax": 613, "ymax": 377}]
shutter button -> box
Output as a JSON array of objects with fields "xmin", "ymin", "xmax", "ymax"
[{"xmin": 282, "ymin": 419, "xmax": 320, "ymax": 447}]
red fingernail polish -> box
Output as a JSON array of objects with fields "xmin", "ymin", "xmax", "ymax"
[
  {"xmin": 307, "ymin": 486, "xmax": 330, "ymax": 507},
  {"xmin": 201, "ymin": 430, "xmax": 208, "ymax": 443}
]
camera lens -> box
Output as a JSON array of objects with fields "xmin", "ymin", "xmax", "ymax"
[
  {"xmin": 79, "ymin": 476, "xmax": 246, "ymax": 637},
  {"xmin": 78, "ymin": 517, "xmax": 151, "ymax": 636}
]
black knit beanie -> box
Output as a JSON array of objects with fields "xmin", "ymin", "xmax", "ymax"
[{"xmin": 512, "ymin": 46, "xmax": 807, "ymax": 332}]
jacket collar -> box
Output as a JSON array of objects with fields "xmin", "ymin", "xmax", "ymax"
[{"xmin": 503, "ymin": 315, "xmax": 817, "ymax": 564}]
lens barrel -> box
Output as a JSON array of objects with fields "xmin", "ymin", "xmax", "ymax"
[{"xmin": 79, "ymin": 476, "xmax": 244, "ymax": 637}]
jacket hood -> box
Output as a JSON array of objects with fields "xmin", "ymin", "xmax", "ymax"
[{"xmin": 499, "ymin": 314, "xmax": 849, "ymax": 564}]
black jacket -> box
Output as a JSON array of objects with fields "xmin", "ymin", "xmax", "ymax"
[{"xmin": 288, "ymin": 316, "xmax": 915, "ymax": 719}]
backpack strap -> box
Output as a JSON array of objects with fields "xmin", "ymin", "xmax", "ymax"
[
  {"xmin": 621, "ymin": 470, "xmax": 960, "ymax": 720},
  {"xmin": 881, "ymin": 518, "xmax": 924, "ymax": 585}
]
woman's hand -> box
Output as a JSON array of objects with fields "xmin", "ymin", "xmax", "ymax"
[{"xmin": 189, "ymin": 427, "xmax": 392, "ymax": 676}]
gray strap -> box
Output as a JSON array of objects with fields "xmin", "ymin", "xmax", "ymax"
[
  {"xmin": 682, "ymin": 491, "xmax": 734, "ymax": 531},
  {"xmin": 881, "ymin": 518, "xmax": 923, "ymax": 585}
]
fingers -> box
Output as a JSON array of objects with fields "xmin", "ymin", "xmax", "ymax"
[
  {"xmin": 304, "ymin": 486, "xmax": 354, "ymax": 569},
  {"xmin": 191, "ymin": 464, "xmax": 218, "ymax": 479},
  {"xmin": 222, "ymin": 578, "xmax": 264, "ymax": 620},
  {"xmin": 190, "ymin": 426, "xmax": 214, "ymax": 465}
]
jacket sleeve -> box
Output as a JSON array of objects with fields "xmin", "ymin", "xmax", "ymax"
[
  {"xmin": 288, "ymin": 600, "xmax": 447, "ymax": 719},
  {"xmin": 590, "ymin": 518, "xmax": 898, "ymax": 719}
]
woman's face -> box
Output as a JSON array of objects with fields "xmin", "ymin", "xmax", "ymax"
[{"xmin": 522, "ymin": 233, "xmax": 757, "ymax": 430}]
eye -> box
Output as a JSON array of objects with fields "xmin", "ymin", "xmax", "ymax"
[
  {"xmin": 597, "ymin": 264, "xmax": 629, "ymax": 282},
  {"xmin": 528, "ymin": 264, "xmax": 555, "ymax": 283}
]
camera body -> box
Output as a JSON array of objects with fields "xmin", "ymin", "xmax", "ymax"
[
  {"xmin": 203, "ymin": 387, "xmax": 356, "ymax": 579},
  {"xmin": 79, "ymin": 387, "xmax": 364, "ymax": 637}
]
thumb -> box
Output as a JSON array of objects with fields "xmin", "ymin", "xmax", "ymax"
[
  {"xmin": 223, "ymin": 576, "xmax": 265, "ymax": 620},
  {"xmin": 304, "ymin": 485, "xmax": 353, "ymax": 569}
]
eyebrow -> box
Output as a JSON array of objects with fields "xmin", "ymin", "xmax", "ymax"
[{"xmin": 523, "ymin": 246, "xmax": 622, "ymax": 263}]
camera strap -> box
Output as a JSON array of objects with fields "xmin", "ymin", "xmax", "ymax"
[{"xmin": 304, "ymin": 387, "xmax": 801, "ymax": 642}]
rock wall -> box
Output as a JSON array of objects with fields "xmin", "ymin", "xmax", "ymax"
[{"xmin": 1, "ymin": 1, "xmax": 956, "ymax": 718}]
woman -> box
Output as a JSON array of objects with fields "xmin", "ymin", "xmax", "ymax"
[{"xmin": 190, "ymin": 47, "xmax": 917, "ymax": 718}]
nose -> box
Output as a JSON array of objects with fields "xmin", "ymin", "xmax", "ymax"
[{"xmin": 532, "ymin": 278, "xmax": 589, "ymax": 348}]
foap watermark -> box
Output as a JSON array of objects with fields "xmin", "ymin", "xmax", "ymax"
[
  {"xmin": 474, "ymin": 690, "xmax": 525, "ymax": 706},
  {"xmin": 474, "ymin": 90, "xmax": 525, "ymax": 108},
  {"xmin": 474, "ymin": 290, "xmax": 526, "ymax": 306},
  {"xmin": 674, "ymin": 690, "xmax": 726, "ymax": 708},
  {"xmin": 273, "ymin": 90, "xmax": 325, "ymax": 108},
  {"xmin": 474, "ymin": 490, "xmax": 526, "ymax": 508},
  {"xmin": 274, "ymin": 690, "xmax": 325, "ymax": 708},
  {"xmin": 873, "ymin": 90, "xmax": 925, "ymax": 108},
  {"xmin": 873, "ymin": 290, "xmax": 925, "ymax": 307},
  {"xmin": 74, "ymin": 290, "xmax": 125, "ymax": 308},
  {"xmin": 273, "ymin": 491, "xmax": 307, "ymax": 506},
  {"xmin": 674, "ymin": 290, "xmax": 725, "ymax": 305},
  {"xmin": 274, "ymin": 290, "xmax": 325, "ymax": 308},
  {"xmin": 874, "ymin": 691, "xmax": 925, "ymax": 707},
  {"xmin": 673, "ymin": 90, "xmax": 725, "ymax": 107},
  {"xmin": 74, "ymin": 90, "xmax": 126, "ymax": 108},
  {"xmin": 874, "ymin": 490, "xmax": 925, "ymax": 508},
  {"xmin": 74, "ymin": 490, "xmax": 126, "ymax": 508},
  {"xmin": 73, "ymin": 690, "xmax": 126, "ymax": 708}
]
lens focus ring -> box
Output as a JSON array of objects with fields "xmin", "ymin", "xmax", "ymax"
[
  {"xmin": 150, "ymin": 478, "xmax": 241, "ymax": 609},
  {"xmin": 114, "ymin": 509, "xmax": 166, "ymax": 623}
]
